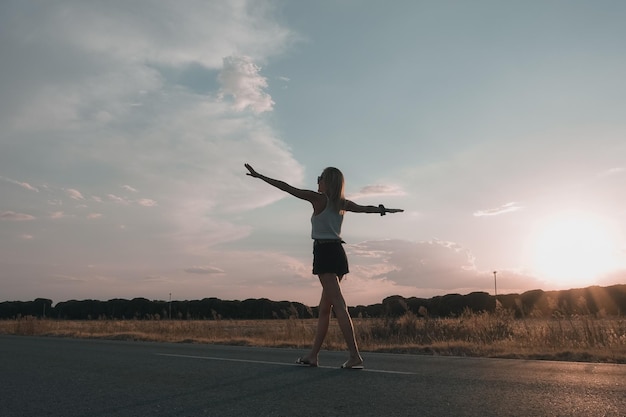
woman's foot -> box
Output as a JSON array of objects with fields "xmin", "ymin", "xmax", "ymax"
[
  {"xmin": 295, "ymin": 356, "xmax": 318, "ymax": 367},
  {"xmin": 340, "ymin": 356, "xmax": 364, "ymax": 369}
]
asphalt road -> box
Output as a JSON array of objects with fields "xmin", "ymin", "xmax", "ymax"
[{"xmin": 1, "ymin": 335, "xmax": 624, "ymax": 417}]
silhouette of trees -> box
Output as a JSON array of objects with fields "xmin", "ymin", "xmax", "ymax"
[
  {"xmin": 1, "ymin": 284, "xmax": 625, "ymax": 320},
  {"xmin": 0, "ymin": 298, "xmax": 52, "ymax": 319}
]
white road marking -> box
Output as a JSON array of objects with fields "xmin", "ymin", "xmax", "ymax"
[{"xmin": 156, "ymin": 353, "xmax": 417, "ymax": 375}]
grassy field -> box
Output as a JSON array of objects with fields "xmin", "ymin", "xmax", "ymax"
[{"xmin": 2, "ymin": 310, "xmax": 626, "ymax": 363}]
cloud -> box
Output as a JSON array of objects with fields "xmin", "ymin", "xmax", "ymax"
[
  {"xmin": 218, "ymin": 55, "xmax": 274, "ymax": 113},
  {"xmin": 177, "ymin": 250, "xmax": 318, "ymax": 304},
  {"xmin": 48, "ymin": 199, "xmax": 63, "ymax": 206},
  {"xmin": 184, "ymin": 266, "xmax": 225, "ymax": 275},
  {"xmin": 474, "ymin": 202, "xmax": 523, "ymax": 217},
  {"xmin": 1, "ymin": 211, "xmax": 35, "ymax": 221},
  {"xmin": 349, "ymin": 239, "xmax": 479, "ymax": 288},
  {"xmin": 345, "ymin": 239, "xmax": 547, "ymax": 298},
  {"xmin": 0, "ymin": 176, "xmax": 39, "ymax": 192},
  {"xmin": 349, "ymin": 239, "xmax": 479, "ymax": 290},
  {"xmin": 103, "ymin": 193, "xmax": 156, "ymax": 207},
  {"xmin": 597, "ymin": 167, "xmax": 624, "ymax": 178},
  {"xmin": 107, "ymin": 194, "xmax": 129, "ymax": 204},
  {"xmin": 50, "ymin": 211, "xmax": 66, "ymax": 219},
  {"xmin": 65, "ymin": 189, "xmax": 85, "ymax": 200},
  {"xmin": 142, "ymin": 275, "xmax": 171, "ymax": 283},
  {"xmin": 0, "ymin": 1, "xmax": 309, "ymax": 302},
  {"xmin": 276, "ymin": 76, "xmax": 290, "ymax": 90},
  {"xmin": 1, "ymin": 1, "xmax": 292, "ymax": 128},
  {"xmin": 51, "ymin": 274, "xmax": 88, "ymax": 284},
  {"xmin": 122, "ymin": 185, "xmax": 138, "ymax": 192},
  {"xmin": 136, "ymin": 198, "xmax": 157, "ymax": 207},
  {"xmin": 349, "ymin": 184, "xmax": 406, "ymax": 200}
]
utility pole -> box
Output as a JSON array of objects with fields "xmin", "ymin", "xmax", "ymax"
[
  {"xmin": 493, "ymin": 271, "xmax": 498, "ymax": 309},
  {"xmin": 169, "ymin": 293, "xmax": 172, "ymax": 320}
]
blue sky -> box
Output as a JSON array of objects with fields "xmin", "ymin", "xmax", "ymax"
[{"xmin": 1, "ymin": 1, "xmax": 625, "ymax": 306}]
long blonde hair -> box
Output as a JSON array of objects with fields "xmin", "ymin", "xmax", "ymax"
[{"xmin": 321, "ymin": 167, "xmax": 345, "ymax": 213}]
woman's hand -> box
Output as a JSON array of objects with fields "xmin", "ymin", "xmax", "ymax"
[
  {"xmin": 244, "ymin": 163, "xmax": 260, "ymax": 178},
  {"xmin": 379, "ymin": 204, "xmax": 404, "ymax": 216},
  {"xmin": 384, "ymin": 208, "xmax": 404, "ymax": 214}
]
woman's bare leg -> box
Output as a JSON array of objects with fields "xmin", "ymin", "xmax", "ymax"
[
  {"xmin": 317, "ymin": 273, "xmax": 363, "ymax": 367},
  {"xmin": 300, "ymin": 288, "xmax": 332, "ymax": 366}
]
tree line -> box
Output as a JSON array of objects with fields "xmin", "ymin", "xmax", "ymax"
[
  {"xmin": 1, "ymin": 284, "xmax": 625, "ymax": 320},
  {"xmin": 380, "ymin": 284, "xmax": 626, "ymax": 318}
]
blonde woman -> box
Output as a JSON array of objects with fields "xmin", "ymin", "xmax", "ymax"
[{"xmin": 245, "ymin": 163, "xmax": 403, "ymax": 369}]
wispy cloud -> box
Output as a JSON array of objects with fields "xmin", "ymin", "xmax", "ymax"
[
  {"xmin": 65, "ymin": 188, "xmax": 85, "ymax": 200},
  {"xmin": 474, "ymin": 202, "xmax": 523, "ymax": 217},
  {"xmin": 597, "ymin": 167, "xmax": 624, "ymax": 178},
  {"xmin": 51, "ymin": 274, "xmax": 88, "ymax": 284},
  {"xmin": 348, "ymin": 239, "xmax": 480, "ymax": 290},
  {"xmin": 122, "ymin": 185, "xmax": 138, "ymax": 192},
  {"xmin": 349, "ymin": 184, "xmax": 406, "ymax": 200},
  {"xmin": 345, "ymin": 239, "xmax": 544, "ymax": 298},
  {"xmin": 106, "ymin": 194, "xmax": 156, "ymax": 207},
  {"xmin": 107, "ymin": 194, "xmax": 129, "ymax": 204},
  {"xmin": 0, "ymin": 176, "xmax": 39, "ymax": 192},
  {"xmin": 184, "ymin": 266, "xmax": 225, "ymax": 274},
  {"xmin": 142, "ymin": 275, "xmax": 171, "ymax": 283},
  {"xmin": 1, "ymin": 211, "xmax": 35, "ymax": 221},
  {"xmin": 50, "ymin": 211, "xmax": 66, "ymax": 219},
  {"xmin": 136, "ymin": 198, "xmax": 157, "ymax": 207}
]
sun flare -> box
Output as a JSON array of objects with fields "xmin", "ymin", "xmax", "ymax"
[{"xmin": 529, "ymin": 211, "xmax": 621, "ymax": 287}]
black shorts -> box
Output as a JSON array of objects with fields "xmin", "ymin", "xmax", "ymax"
[{"xmin": 312, "ymin": 240, "xmax": 349, "ymax": 276}]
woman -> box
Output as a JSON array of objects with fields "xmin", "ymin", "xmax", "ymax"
[{"xmin": 245, "ymin": 163, "xmax": 403, "ymax": 369}]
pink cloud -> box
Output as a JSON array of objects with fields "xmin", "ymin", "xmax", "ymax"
[
  {"xmin": 1, "ymin": 211, "xmax": 35, "ymax": 221},
  {"xmin": 65, "ymin": 188, "xmax": 85, "ymax": 200}
]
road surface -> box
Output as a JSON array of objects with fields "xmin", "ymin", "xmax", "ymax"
[{"xmin": 1, "ymin": 335, "xmax": 624, "ymax": 416}]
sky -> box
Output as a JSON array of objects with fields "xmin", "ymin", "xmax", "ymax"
[{"xmin": 1, "ymin": 0, "xmax": 626, "ymax": 307}]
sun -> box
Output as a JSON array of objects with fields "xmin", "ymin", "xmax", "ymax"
[{"xmin": 528, "ymin": 211, "xmax": 621, "ymax": 287}]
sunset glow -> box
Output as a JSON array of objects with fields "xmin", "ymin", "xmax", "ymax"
[{"xmin": 530, "ymin": 211, "xmax": 621, "ymax": 287}]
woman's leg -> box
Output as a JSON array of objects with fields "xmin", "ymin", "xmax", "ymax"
[
  {"xmin": 317, "ymin": 273, "xmax": 363, "ymax": 367},
  {"xmin": 302, "ymin": 287, "xmax": 332, "ymax": 365}
]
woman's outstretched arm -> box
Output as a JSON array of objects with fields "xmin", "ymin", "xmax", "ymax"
[
  {"xmin": 344, "ymin": 200, "xmax": 404, "ymax": 215},
  {"xmin": 245, "ymin": 163, "xmax": 322, "ymax": 204}
]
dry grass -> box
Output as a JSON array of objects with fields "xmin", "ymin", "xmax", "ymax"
[
  {"xmin": 360, "ymin": 310, "xmax": 626, "ymax": 363},
  {"xmin": 2, "ymin": 310, "xmax": 625, "ymax": 363}
]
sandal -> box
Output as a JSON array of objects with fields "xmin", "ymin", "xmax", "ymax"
[
  {"xmin": 295, "ymin": 357, "xmax": 318, "ymax": 367},
  {"xmin": 340, "ymin": 359, "xmax": 364, "ymax": 369}
]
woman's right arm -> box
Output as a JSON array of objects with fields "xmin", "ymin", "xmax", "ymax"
[{"xmin": 245, "ymin": 163, "xmax": 322, "ymax": 204}]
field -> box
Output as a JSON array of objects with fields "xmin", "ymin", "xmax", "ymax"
[{"xmin": 2, "ymin": 310, "xmax": 626, "ymax": 363}]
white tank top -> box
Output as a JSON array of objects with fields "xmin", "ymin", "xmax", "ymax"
[{"xmin": 311, "ymin": 198, "xmax": 344, "ymax": 240}]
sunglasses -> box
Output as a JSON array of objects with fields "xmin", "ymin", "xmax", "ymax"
[{"xmin": 317, "ymin": 176, "xmax": 323, "ymax": 183}]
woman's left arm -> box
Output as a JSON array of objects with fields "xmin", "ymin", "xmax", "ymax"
[{"xmin": 344, "ymin": 200, "xmax": 404, "ymax": 216}]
